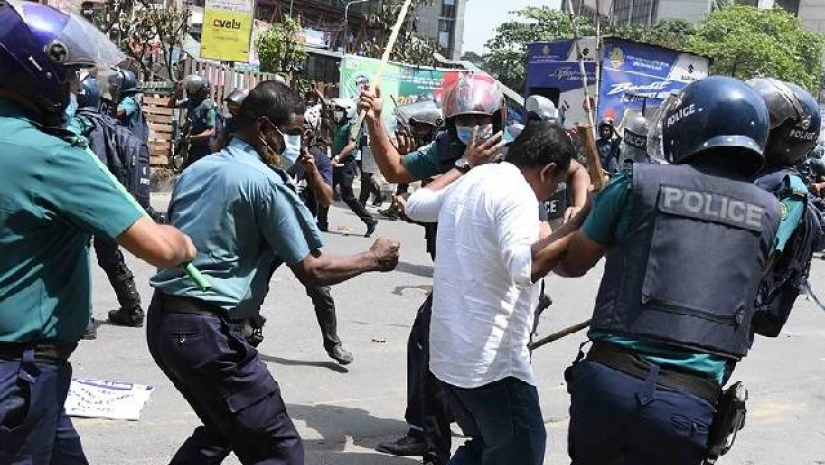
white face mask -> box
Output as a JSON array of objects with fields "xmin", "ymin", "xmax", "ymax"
[
  {"xmin": 456, "ymin": 124, "xmax": 493, "ymax": 145},
  {"xmin": 334, "ymin": 110, "xmax": 345, "ymax": 123},
  {"xmin": 278, "ymin": 129, "xmax": 303, "ymax": 170}
]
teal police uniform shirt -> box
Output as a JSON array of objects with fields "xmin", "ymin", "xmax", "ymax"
[
  {"xmin": 582, "ymin": 166, "xmax": 806, "ymax": 384},
  {"xmin": 0, "ymin": 99, "xmax": 142, "ymax": 343},
  {"xmin": 402, "ymin": 131, "xmax": 515, "ymax": 181},
  {"xmin": 151, "ymin": 138, "xmax": 323, "ymax": 320}
]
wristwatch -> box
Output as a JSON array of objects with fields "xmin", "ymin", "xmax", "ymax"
[{"xmin": 454, "ymin": 157, "xmax": 472, "ymax": 174}]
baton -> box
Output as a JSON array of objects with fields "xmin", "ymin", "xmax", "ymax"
[
  {"xmin": 349, "ymin": 0, "xmax": 415, "ymax": 141},
  {"xmin": 82, "ymin": 146, "xmax": 210, "ymax": 290},
  {"xmin": 528, "ymin": 319, "xmax": 592, "ymax": 351}
]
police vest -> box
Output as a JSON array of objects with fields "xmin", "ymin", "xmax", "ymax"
[{"xmin": 591, "ymin": 163, "xmax": 780, "ymax": 360}]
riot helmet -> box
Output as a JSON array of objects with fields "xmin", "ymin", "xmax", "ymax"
[
  {"xmin": 77, "ymin": 77, "xmax": 101, "ymax": 109},
  {"xmin": 619, "ymin": 113, "xmax": 650, "ymax": 166},
  {"xmin": 0, "ymin": 0, "xmax": 125, "ymax": 122},
  {"xmin": 224, "ymin": 88, "xmax": 248, "ymax": 117},
  {"xmin": 105, "ymin": 68, "xmax": 138, "ymax": 102},
  {"xmin": 183, "ymin": 74, "xmax": 211, "ymax": 99},
  {"xmin": 651, "ymin": 76, "xmax": 770, "ymax": 176},
  {"xmin": 434, "ymin": 71, "xmax": 505, "ymax": 144},
  {"xmin": 748, "ymin": 78, "xmax": 822, "ymax": 167},
  {"xmin": 525, "ymin": 95, "xmax": 560, "ymax": 124},
  {"xmin": 598, "ymin": 118, "xmax": 615, "ymax": 139}
]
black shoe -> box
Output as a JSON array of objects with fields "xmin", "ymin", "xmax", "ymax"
[
  {"xmin": 83, "ymin": 319, "xmax": 98, "ymax": 340},
  {"xmin": 327, "ymin": 345, "xmax": 354, "ymax": 365},
  {"xmin": 376, "ymin": 433, "xmax": 427, "ymax": 457},
  {"xmin": 364, "ymin": 221, "xmax": 377, "ymax": 238},
  {"xmin": 372, "ymin": 195, "xmax": 386, "ymax": 207},
  {"xmin": 107, "ymin": 307, "xmax": 145, "ymax": 327},
  {"xmin": 318, "ymin": 222, "xmax": 329, "ymax": 232}
]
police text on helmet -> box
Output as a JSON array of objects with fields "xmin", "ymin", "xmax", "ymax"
[{"xmin": 666, "ymin": 104, "xmax": 696, "ymax": 127}]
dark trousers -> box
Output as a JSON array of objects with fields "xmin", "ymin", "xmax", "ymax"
[
  {"xmin": 0, "ymin": 351, "xmax": 87, "ymax": 464},
  {"xmin": 333, "ymin": 162, "xmax": 375, "ymax": 225},
  {"xmin": 93, "ymin": 236, "xmax": 142, "ymax": 311},
  {"xmin": 305, "ymin": 285, "xmax": 341, "ymax": 351},
  {"xmin": 567, "ymin": 360, "xmax": 715, "ymax": 465},
  {"xmin": 442, "ymin": 377, "xmax": 546, "ymax": 465},
  {"xmin": 357, "ymin": 162, "xmax": 382, "ymax": 205},
  {"xmin": 146, "ymin": 292, "xmax": 304, "ymax": 464},
  {"xmin": 405, "ymin": 295, "xmax": 452, "ymax": 464}
]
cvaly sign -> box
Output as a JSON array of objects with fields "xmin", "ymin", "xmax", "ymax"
[{"xmin": 201, "ymin": 0, "xmax": 254, "ymax": 62}]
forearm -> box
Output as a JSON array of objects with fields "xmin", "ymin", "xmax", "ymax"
[
  {"xmin": 190, "ymin": 128, "xmax": 216, "ymax": 142},
  {"xmin": 336, "ymin": 142, "xmax": 355, "ymax": 161},
  {"xmin": 366, "ymin": 116, "xmax": 415, "ymax": 183},
  {"xmin": 301, "ymin": 252, "xmax": 379, "ymax": 286},
  {"xmin": 530, "ymin": 206, "xmax": 591, "ymax": 280},
  {"xmin": 423, "ymin": 168, "xmax": 463, "ymax": 193},
  {"xmin": 308, "ymin": 173, "xmax": 333, "ymax": 207},
  {"xmin": 569, "ymin": 162, "xmax": 590, "ymax": 208}
]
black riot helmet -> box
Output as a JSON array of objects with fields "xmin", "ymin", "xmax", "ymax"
[
  {"xmin": 653, "ymin": 76, "xmax": 770, "ymax": 176},
  {"xmin": 748, "ymin": 78, "xmax": 822, "ymax": 167}
]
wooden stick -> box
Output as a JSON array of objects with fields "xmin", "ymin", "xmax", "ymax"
[
  {"xmin": 349, "ymin": 0, "xmax": 415, "ymax": 140},
  {"xmin": 528, "ymin": 319, "xmax": 592, "ymax": 351},
  {"xmin": 577, "ymin": 123, "xmax": 608, "ymax": 190}
]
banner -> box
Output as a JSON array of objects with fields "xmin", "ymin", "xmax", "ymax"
[
  {"xmin": 201, "ymin": 0, "xmax": 255, "ymax": 62},
  {"xmin": 598, "ymin": 39, "xmax": 708, "ymax": 128},
  {"xmin": 339, "ymin": 55, "xmax": 451, "ymax": 130}
]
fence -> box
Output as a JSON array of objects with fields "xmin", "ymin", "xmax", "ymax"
[{"xmin": 143, "ymin": 58, "xmax": 286, "ymax": 167}]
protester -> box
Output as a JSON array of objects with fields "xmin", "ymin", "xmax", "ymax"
[
  {"xmin": 596, "ymin": 117, "xmax": 621, "ymax": 173},
  {"xmin": 147, "ymin": 80, "xmax": 399, "ymax": 463},
  {"xmin": 555, "ymin": 76, "xmax": 782, "ymax": 465},
  {"xmin": 405, "ymin": 120, "xmax": 586, "ymax": 465},
  {"xmin": 330, "ymin": 97, "xmax": 378, "ymax": 237},
  {"xmin": 169, "ymin": 74, "xmax": 218, "ymax": 169},
  {"xmin": 0, "ymin": 3, "xmax": 196, "ymax": 461}
]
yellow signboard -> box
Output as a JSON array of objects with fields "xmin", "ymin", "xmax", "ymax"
[{"xmin": 200, "ymin": 0, "xmax": 254, "ymax": 62}]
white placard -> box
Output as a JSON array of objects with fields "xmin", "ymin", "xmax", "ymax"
[{"xmin": 65, "ymin": 378, "xmax": 154, "ymax": 421}]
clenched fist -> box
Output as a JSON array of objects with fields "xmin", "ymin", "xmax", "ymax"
[{"xmin": 370, "ymin": 236, "xmax": 400, "ymax": 272}]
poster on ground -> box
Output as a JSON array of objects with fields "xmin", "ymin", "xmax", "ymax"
[
  {"xmin": 65, "ymin": 378, "xmax": 154, "ymax": 421},
  {"xmin": 200, "ymin": 0, "xmax": 255, "ymax": 62},
  {"xmin": 339, "ymin": 55, "xmax": 452, "ymax": 131}
]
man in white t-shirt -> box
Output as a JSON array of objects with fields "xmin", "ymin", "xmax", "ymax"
[{"xmin": 406, "ymin": 121, "xmax": 584, "ymax": 465}]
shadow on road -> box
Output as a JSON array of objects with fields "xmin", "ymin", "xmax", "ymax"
[
  {"xmin": 394, "ymin": 260, "xmax": 434, "ymax": 278},
  {"xmin": 288, "ymin": 403, "xmax": 419, "ymax": 464},
  {"xmin": 392, "ymin": 284, "xmax": 433, "ymax": 297},
  {"xmin": 259, "ymin": 354, "xmax": 349, "ymax": 373}
]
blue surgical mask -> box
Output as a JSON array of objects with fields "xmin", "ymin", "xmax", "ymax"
[
  {"xmin": 62, "ymin": 94, "xmax": 81, "ymax": 134},
  {"xmin": 279, "ymin": 130, "xmax": 303, "ymax": 169},
  {"xmin": 455, "ymin": 124, "xmax": 493, "ymax": 145}
]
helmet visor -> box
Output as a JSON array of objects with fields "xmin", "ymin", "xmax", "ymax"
[
  {"xmin": 647, "ymin": 93, "xmax": 681, "ymax": 164},
  {"xmin": 9, "ymin": 0, "xmax": 125, "ymax": 69}
]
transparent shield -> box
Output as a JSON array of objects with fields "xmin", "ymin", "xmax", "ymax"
[{"xmin": 647, "ymin": 93, "xmax": 681, "ymax": 164}]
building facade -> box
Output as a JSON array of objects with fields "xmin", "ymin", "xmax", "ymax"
[{"xmin": 415, "ymin": 0, "xmax": 467, "ymax": 60}]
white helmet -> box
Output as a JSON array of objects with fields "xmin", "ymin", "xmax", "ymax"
[{"xmin": 330, "ymin": 98, "xmax": 356, "ymax": 120}]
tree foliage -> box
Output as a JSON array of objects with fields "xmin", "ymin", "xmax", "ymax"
[
  {"xmin": 257, "ymin": 15, "xmax": 307, "ymax": 76},
  {"xmin": 690, "ymin": 5, "xmax": 824, "ymax": 92},
  {"xmin": 360, "ymin": 0, "xmax": 439, "ymax": 66}
]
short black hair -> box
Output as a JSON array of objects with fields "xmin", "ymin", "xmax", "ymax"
[
  {"xmin": 506, "ymin": 120, "xmax": 574, "ymax": 172},
  {"xmin": 237, "ymin": 80, "xmax": 305, "ymax": 128}
]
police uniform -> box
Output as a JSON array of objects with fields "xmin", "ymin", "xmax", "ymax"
[
  {"xmin": 180, "ymin": 97, "xmax": 217, "ymax": 169},
  {"xmin": 149, "ymin": 138, "xmax": 320, "ymax": 463},
  {"xmin": 117, "ymin": 94, "xmax": 149, "ymax": 144},
  {"xmin": 0, "ymin": 99, "xmax": 142, "ymax": 462},
  {"xmin": 566, "ymin": 161, "xmax": 781, "ymax": 464}
]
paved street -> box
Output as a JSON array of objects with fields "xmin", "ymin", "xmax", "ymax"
[{"xmin": 73, "ymin": 193, "xmax": 825, "ymax": 464}]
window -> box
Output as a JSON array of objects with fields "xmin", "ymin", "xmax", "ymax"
[{"xmin": 441, "ymin": 0, "xmax": 456, "ymax": 17}]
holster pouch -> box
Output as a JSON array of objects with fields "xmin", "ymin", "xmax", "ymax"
[{"xmin": 705, "ymin": 381, "xmax": 748, "ymax": 464}]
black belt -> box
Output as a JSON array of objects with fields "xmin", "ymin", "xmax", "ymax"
[
  {"xmin": 586, "ymin": 341, "xmax": 722, "ymax": 405},
  {"xmin": 159, "ymin": 294, "xmax": 244, "ymax": 323},
  {"xmin": 0, "ymin": 341, "xmax": 77, "ymax": 365}
]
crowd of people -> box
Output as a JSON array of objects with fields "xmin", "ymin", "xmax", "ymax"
[{"xmin": 1, "ymin": 2, "xmax": 825, "ymax": 465}]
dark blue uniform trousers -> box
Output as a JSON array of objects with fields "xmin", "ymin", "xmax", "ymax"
[
  {"xmin": 0, "ymin": 349, "xmax": 87, "ymax": 464},
  {"xmin": 147, "ymin": 292, "xmax": 304, "ymax": 464},
  {"xmin": 567, "ymin": 360, "xmax": 715, "ymax": 465}
]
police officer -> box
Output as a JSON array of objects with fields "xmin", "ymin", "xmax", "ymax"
[
  {"xmin": 553, "ymin": 76, "xmax": 781, "ymax": 465},
  {"xmin": 169, "ymin": 74, "xmax": 218, "ymax": 169},
  {"xmin": 748, "ymin": 78, "xmax": 824, "ymax": 335},
  {"xmin": 77, "ymin": 77, "xmax": 158, "ymax": 329},
  {"xmin": 147, "ymin": 80, "xmax": 400, "ymax": 463},
  {"xmin": 330, "ymin": 98, "xmax": 378, "ymax": 237},
  {"xmin": 109, "ymin": 68, "xmax": 150, "ymax": 144},
  {"xmin": 213, "ymin": 88, "xmax": 248, "ymax": 152},
  {"xmin": 618, "ymin": 112, "xmax": 652, "ymax": 168},
  {"xmin": 0, "ymin": 3, "xmax": 196, "ymax": 461},
  {"xmin": 362, "ymin": 71, "xmax": 507, "ymax": 465},
  {"xmin": 596, "ymin": 117, "xmax": 621, "ymax": 173}
]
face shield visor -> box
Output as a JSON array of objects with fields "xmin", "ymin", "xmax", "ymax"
[{"xmin": 647, "ymin": 93, "xmax": 681, "ymax": 164}]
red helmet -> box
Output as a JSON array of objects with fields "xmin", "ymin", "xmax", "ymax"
[{"xmin": 435, "ymin": 71, "xmax": 504, "ymax": 120}]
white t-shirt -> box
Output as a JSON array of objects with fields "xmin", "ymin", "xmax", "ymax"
[{"xmin": 406, "ymin": 163, "xmax": 541, "ymax": 389}]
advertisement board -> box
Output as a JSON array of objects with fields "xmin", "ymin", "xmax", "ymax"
[{"xmin": 201, "ymin": 0, "xmax": 255, "ymax": 62}]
